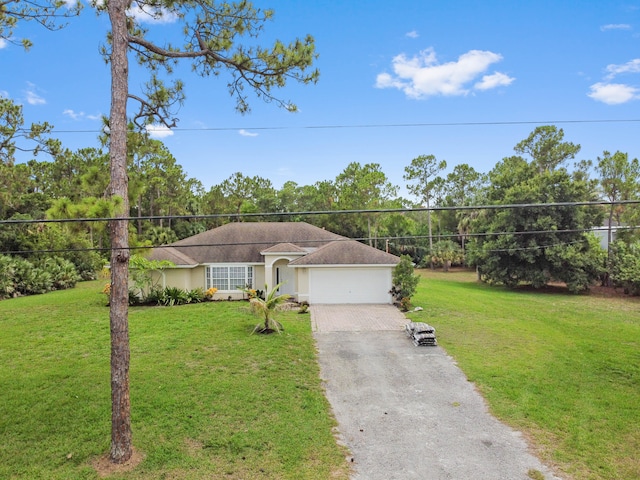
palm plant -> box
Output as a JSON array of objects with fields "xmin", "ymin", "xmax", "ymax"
[{"xmin": 247, "ymin": 283, "xmax": 290, "ymax": 334}]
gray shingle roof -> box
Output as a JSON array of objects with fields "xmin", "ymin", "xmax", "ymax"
[
  {"xmin": 152, "ymin": 246, "xmax": 198, "ymax": 266},
  {"xmin": 148, "ymin": 222, "xmax": 343, "ymax": 264},
  {"xmin": 289, "ymin": 240, "xmax": 401, "ymax": 266},
  {"xmin": 148, "ymin": 222, "xmax": 401, "ymax": 266}
]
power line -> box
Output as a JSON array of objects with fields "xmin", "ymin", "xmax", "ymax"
[
  {"xmin": 3, "ymin": 225, "xmax": 638, "ymax": 257},
  {"xmin": 48, "ymin": 118, "xmax": 640, "ymax": 134},
  {"xmin": 2, "ymin": 200, "xmax": 639, "ymax": 226}
]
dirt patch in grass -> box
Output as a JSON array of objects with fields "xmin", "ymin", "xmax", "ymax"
[
  {"xmin": 92, "ymin": 448, "xmax": 144, "ymax": 478},
  {"xmin": 588, "ymin": 284, "xmax": 636, "ymax": 298}
]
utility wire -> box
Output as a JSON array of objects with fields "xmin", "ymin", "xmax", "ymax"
[
  {"xmin": 3, "ymin": 225, "xmax": 638, "ymax": 257},
  {"xmin": 49, "ymin": 118, "xmax": 640, "ymax": 134},
  {"xmin": 2, "ymin": 200, "xmax": 639, "ymax": 226}
]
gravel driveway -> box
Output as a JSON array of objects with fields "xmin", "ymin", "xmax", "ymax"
[{"xmin": 312, "ymin": 304, "xmax": 560, "ymax": 480}]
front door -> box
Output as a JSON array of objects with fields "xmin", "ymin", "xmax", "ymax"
[{"xmin": 275, "ymin": 265, "xmax": 295, "ymax": 295}]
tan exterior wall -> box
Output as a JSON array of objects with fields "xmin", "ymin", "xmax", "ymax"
[
  {"xmin": 148, "ymin": 267, "xmax": 203, "ymax": 292},
  {"xmin": 189, "ymin": 266, "xmax": 206, "ymax": 290},
  {"xmin": 254, "ymin": 266, "xmax": 265, "ymax": 291},
  {"xmin": 296, "ymin": 267, "xmax": 310, "ymax": 303}
]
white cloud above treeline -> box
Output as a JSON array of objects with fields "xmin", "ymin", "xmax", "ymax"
[
  {"xmin": 63, "ymin": 109, "xmax": 101, "ymax": 121},
  {"xmin": 588, "ymin": 82, "xmax": 639, "ymax": 104},
  {"xmin": 24, "ymin": 83, "xmax": 45, "ymax": 105},
  {"xmin": 375, "ymin": 47, "xmax": 514, "ymax": 99},
  {"xmin": 589, "ymin": 58, "xmax": 640, "ymax": 104},
  {"xmin": 239, "ymin": 129, "xmax": 258, "ymax": 137}
]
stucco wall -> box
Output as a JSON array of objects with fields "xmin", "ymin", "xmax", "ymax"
[{"xmin": 296, "ymin": 267, "xmax": 310, "ymax": 303}]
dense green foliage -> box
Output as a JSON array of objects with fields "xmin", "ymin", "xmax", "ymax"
[
  {"xmin": 0, "ymin": 253, "xmax": 80, "ymax": 299},
  {"xmin": 411, "ymin": 269, "xmax": 640, "ymax": 480},
  {"xmin": 469, "ymin": 127, "xmax": 607, "ymax": 291},
  {"xmin": 610, "ymin": 240, "xmax": 640, "ymax": 295},
  {"xmin": 1, "ymin": 121, "xmax": 639, "ymax": 294},
  {"xmin": 430, "ymin": 239, "xmax": 464, "ymax": 270}
]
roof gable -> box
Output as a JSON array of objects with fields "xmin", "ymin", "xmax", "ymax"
[
  {"xmin": 261, "ymin": 242, "xmax": 308, "ymax": 254},
  {"xmin": 289, "ymin": 240, "xmax": 401, "ymax": 266}
]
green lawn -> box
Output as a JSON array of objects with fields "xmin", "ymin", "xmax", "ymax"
[
  {"xmin": 2, "ymin": 274, "xmax": 639, "ymax": 479},
  {"xmin": 409, "ymin": 269, "xmax": 640, "ymax": 480},
  {"xmin": 0, "ymin": 281, "xmax": 349, "ymax": 479}
]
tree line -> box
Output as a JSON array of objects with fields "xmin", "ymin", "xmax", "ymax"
[{"xmin": 2, "ymin": 113, "xmax": 639, "ymax": 293}]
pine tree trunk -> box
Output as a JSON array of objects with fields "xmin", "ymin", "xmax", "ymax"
[{"xmin": 108, "ymin": 0, "xmax": 132, "ymax": 464}]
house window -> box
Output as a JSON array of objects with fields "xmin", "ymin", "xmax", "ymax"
[{"xmin": 206, "ymin": 265, "xmax": 254, "ymax": 291}]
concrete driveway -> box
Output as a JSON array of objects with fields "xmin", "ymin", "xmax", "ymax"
[{"xmin": 311, "ymin": 305, "xmax": 560, "ymax": 480}]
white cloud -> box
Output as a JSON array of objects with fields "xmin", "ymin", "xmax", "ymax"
[
  {"xmin": 405, "ymin": 30, "xmax": 419, "ymax": 39},
  {"xmin": 146, "ymin": 124, "xmax": 174, "ymax": 138},
  {"xmin": 605, "ymin": 58, "xmax": 640, "ymax": 79},
  {"xmin": 128, "ymin": 2, "xmax": 178, "ymax": 24},
  {"xmin": 600, "ymin": 23, "xmax": 631, "ymax": 31},
  {"xmin": 588, "ymin": 58, "xmax": 640, "ymax": 105},
  {"xmin": 588, "ymin": 82, "xmax": 640, "ymax": 104},
  {"xmin": 0, "ymin": 38, "xmax": 7, "ymax": 49},
  {"xmin": 239, "ymin": 129, "xmax": 258, "ymax": 137},
  {"xmin": 63, "ymin": 109, "xmax": 83, "ymax": 120},
  {"xmin": 24, "ymin": 83, "xmax": 46, "ymax": 105},
  {"xmin": 63, "ymin": 109, "xmax": 102, "ymax": 121},
  {"xmin": 474, "ymin": 72, "xmax": 515, "ymax": 90},
  {"xmin": 375, "ymin": 47, "xmax": 513, "ymax": 98}
]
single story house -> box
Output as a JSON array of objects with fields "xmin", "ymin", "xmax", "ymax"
[{"xmin": 145, "ymin": 221, "xmax": 401, "ymax": 304}]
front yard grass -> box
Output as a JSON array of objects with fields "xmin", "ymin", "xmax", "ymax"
[
  {"xmin": 0, "ymin": 281, "xmax": 349, "ymax": 479},
  {"xmin": 410, "ymin": 269, "xmax": 640, "ymax": 480},
  {"xmin": 3, "ymin": 272, "xmax": 639, "ymax": 479}
]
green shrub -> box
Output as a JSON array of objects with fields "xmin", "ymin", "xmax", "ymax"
[
  {"xmin": 145, "ymin": 287, "xmax": 164, "ymax": 305},
  {"xmin": 67, "ymin": 250, "xmax": 102, "ymax": 281},
  {"xmin": 163, "ymin": 287, "xmax": 189, "ymax": 306},
  {"xmin": 610, "ymin": 240, "xmax": 640, "ymax": 295},
  {"xmin": 132, "ymin": 286, "xmax": 210, "ymax": 307},
  {"xmin": 13, "ymin": 258, "xmax": 53, "ymax": 296},
  {"xmin": 0, "ymin": 255, "xmax": 81, "ymax": 299},
  {"xmin": 42, "ymin": 257, "xmax": 81, "ymax": 290},
  {"xmin": 0, "ymin": 255, "xmax": 16, "ymax": 299},
  {"xmin": 186, "ymin": 288, "xmax": 206, "ymax": 304},
  {"xmin": 128, "ymin": 288, "xmax": 142, "ymax": 306},
  {"xmin": 399, "ymin": 297, "xmax": 412, "ymax": 312},
  {"xmin": 391, "ymin": 255, "xmax": 420, "ymax": 303}
]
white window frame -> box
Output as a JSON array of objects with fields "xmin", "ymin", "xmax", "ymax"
[{"xmin": 205, "ymin": 264, "xmax": 254, "ymax": 292}]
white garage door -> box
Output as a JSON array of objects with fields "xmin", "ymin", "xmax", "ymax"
[{"xmin": 309, "ymin": 267, "xmax": 392, "ymax": 304}]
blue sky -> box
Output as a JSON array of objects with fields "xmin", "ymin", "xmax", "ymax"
[{"xmin": 1, "ymin": 0, "xmax": 639, "ymax": 197}]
